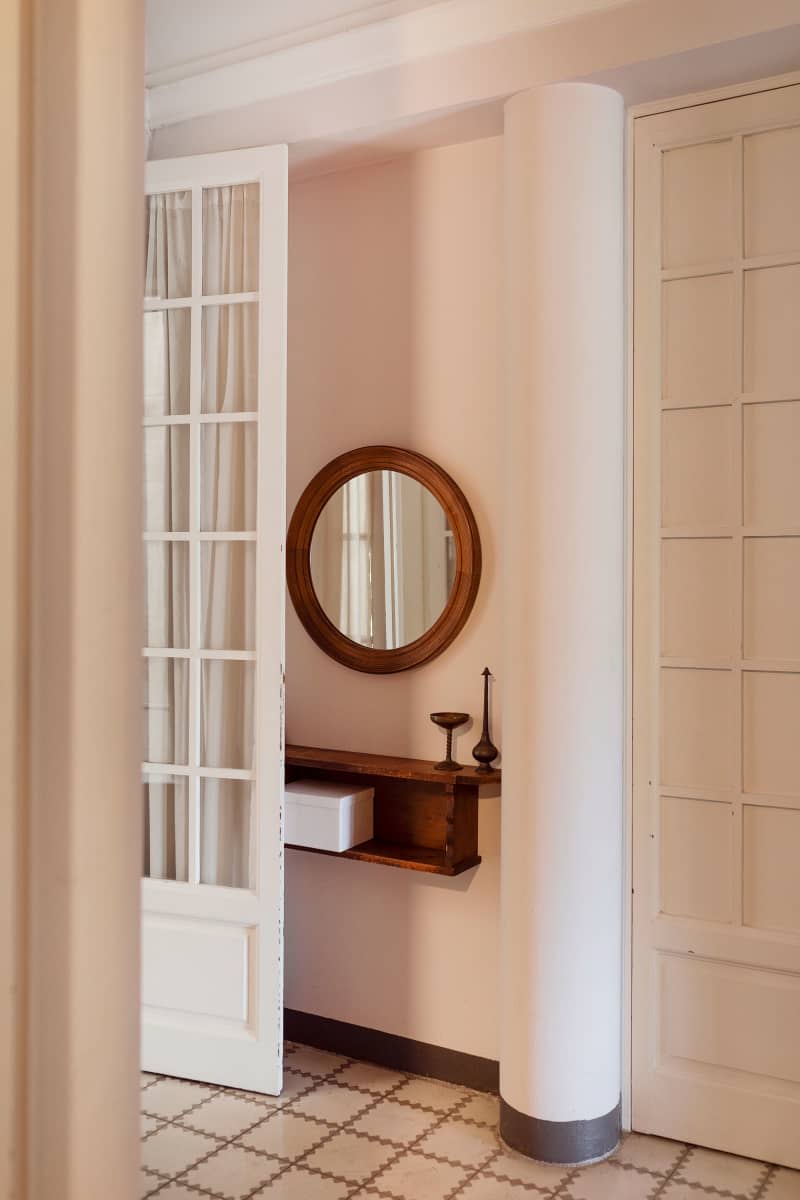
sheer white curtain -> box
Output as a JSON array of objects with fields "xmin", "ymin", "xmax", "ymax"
[
  {"xmin": 200, "ymin": 185, "xmax": 258, "ymax": 889},
  {"xmin": 310, "ymin": 472, "xmax": 458, "ymax": 651},
  {"xmin": 310, "ymin": 474, "xmax": 388, "ymax": 648},
  {"xmin": 338, "ymin": 472, "xmax": 386, "ymax": 648},
  {"xmin": 143, "ymin": 185, "xmax": 258, "ymax": 889},
  {"xmin": 144, "ymin": 191, "xmax": 191, "ymax": 882}
]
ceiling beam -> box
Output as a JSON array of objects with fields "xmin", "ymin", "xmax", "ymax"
[{"xmin": 147, "ymin": 0, "xmax": 640, "ymax": 129}]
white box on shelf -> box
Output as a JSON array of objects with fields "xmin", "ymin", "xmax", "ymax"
[{"xmin": 285, "ymin": 778, "xmax": 374, "ymax": 853}]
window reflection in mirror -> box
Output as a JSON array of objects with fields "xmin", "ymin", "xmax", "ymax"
[{"xmin": 309, "ymin": 470, "xmax": 456, "ymax": 650}]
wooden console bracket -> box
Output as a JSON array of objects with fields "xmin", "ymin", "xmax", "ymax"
[{"xmin": 285, "ymin": 744, "xmax": 500, "ymax": 876}]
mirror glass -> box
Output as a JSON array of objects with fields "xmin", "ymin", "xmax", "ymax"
[{"xmin": 310, "ymin": 470, "xmax": 456, "ymax": 650}]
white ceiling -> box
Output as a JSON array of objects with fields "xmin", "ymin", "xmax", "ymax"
[{"xmin": 145, "ymin": 0, "xmax": 446, "ymax": 83}]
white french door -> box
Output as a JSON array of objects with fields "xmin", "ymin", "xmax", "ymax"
[
  {"xmin": 141, "ymin": 146, "xmax": 287, "ymax": 1092},
  {"xmin": 633, "ymin": 80, "xmax": 800, "ymax": 1167}
]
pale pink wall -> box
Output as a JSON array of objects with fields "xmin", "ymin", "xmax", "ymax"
[{"xmin": 285, "ymin": 136, "xmax": 503, "ymax": 1059}]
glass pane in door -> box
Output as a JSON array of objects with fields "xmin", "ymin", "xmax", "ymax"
[
  {"xmin": 200, "ymin": 780, "xmax": 252, "ymax": 888},
  {"xmin": 144, "ymin": 308, "xmax": 190, "ymax": 417},
  {"xmin": 144, "ymin": 658, "xmax": 189, "ymax": 766},
  {"xmin": 200, "ymin": 660, "xmax": 254, "ymax": 769},
  {"xmin": 202, "ymin": 183, "xmax": 260, "ymax": 295},
  {"xmin": 145, "ymin": 191, "xmax": 192, "ymax": 300},
  {"xmin": 143, "ymin": 774, "xmax": 189, "ymax": 882},
  {"xmin": 143, "ymin": 425, "xmax": 189, "ymax": 532},
  {"xmin": 200, "ymin": 423, "xmax": 257, "ymax": 531},
  {"xmin": 201, "ymin": 541, "xmax": 255, "ymax": 650},
  {"xmin": 201, "ymin": 304, "xmax": 258, "ymax": 413},
  {"xmin": 145, "ymin": 542, "xmax": 189, "ymax": 648}
]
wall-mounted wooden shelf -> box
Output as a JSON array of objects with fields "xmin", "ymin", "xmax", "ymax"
[{"xmin": 285, "ymin": 744, "xmax": 500, "ymax": 876}]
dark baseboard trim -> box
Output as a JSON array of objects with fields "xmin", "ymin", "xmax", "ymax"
[
  {"xmin": 284, "ymin": 1008, "xmax": 499, "ymax": 1094},
  {"xmin": 499, "ymin": 1096, "xmax": 621, "ymax": 1165}
]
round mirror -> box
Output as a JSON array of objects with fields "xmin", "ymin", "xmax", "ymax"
[
  {"xmin": 310, "ymin": 470, "xmax": 456, "ymax": 651},
  {"xmin": 288, "ymin": 447, "xmax": 481, "ymax": 673}
]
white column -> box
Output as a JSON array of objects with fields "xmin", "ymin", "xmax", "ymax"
[{"xmin": 500, "ymin": 83, "xmax": 624, "ymax": 1164}]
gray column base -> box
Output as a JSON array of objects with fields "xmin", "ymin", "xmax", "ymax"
[{"xmin": 499, "ymin": 1096, "xmax": 621, "ymax": 1165}]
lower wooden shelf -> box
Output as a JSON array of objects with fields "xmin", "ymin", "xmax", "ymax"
[
  {"xmin": 285, "ymin": 744, "xmax": 499, "ymax": 876},
  {"xmin": 286, "ymin": 839, "xmax": 481, "ymax": 876}
]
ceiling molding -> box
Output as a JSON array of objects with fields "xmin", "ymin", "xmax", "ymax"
[
  {"xmin": 147, "ymin": 0, "xmax": 636, "ymax": 130},
  {"xmin": 145, "ymin": 0, "xmax": 446, "ymax": 88}
]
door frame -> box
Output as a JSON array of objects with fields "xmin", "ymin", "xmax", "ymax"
[{"xmin": 623, "ymin": 65, "xmax": 800, "ymax": 1133}]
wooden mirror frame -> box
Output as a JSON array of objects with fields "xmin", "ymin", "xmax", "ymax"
[{"xmin": 287, "ymin": 446, "xmax": 482, "ymax": 673}]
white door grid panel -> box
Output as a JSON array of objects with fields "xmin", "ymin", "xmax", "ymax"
[
  {"xmin": 142, "ymin": 146, "xmax": 287, "ymax": 1093},
  {"xmin": 633, "ymin": 82, "xmax": 800, "ymax": 1169}
]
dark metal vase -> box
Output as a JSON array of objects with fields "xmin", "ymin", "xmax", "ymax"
[{"xmin": 472, "ymin": 667, "xmax": 499, "ymax": 773}]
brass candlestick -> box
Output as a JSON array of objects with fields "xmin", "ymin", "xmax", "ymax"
[
  {"xmin": 472, "ymin": 667, "xmax": 499, "ymax": 773},
  {"xmin": 430, "ymin": 712, "xmax": 469, "ymax": 771}
]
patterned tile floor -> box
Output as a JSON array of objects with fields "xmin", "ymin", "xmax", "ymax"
[{"xmin": 141, "ymin": 1043, "xmax": 798, "ymax": 1200}]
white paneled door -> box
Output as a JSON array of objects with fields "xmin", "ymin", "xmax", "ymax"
[
  {"xmin": 632, "ymin": 81, "xmax": 800, "ymax": 1168},
  {"xmin": 141, "ymin": 147, "xmax": 287, "ymax": 1092}
]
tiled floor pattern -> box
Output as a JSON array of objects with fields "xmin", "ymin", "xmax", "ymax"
[{"xmin": 141, "ymin": 1044, "xmax": 799, "ymax": 1200}]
